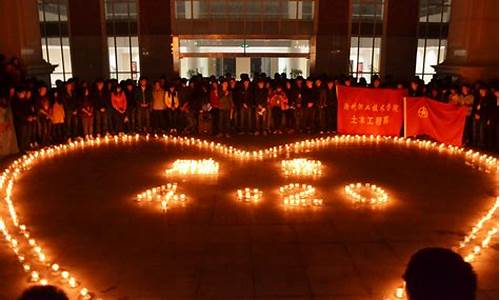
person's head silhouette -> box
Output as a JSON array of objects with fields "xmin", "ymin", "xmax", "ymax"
[
  {"xmin": 403, "ymin": 247, "xmax": 477, "ymax": 300},
  {"xmin": 18, "ymin": 285, "xmax": 68, "ymax": 300}
]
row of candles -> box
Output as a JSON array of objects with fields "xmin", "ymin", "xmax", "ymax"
[
  {"xmin": 344, "ymin": 183, "xmax": 389, "ymax": 205},
  {"xmin": 281, "ymin": 159, "xmax": 322, "ymax": 177},
  {"xmin": 457, "ymin": 198, "xmax": 499, "ymax": 263},
  {"xmin": 236, "ymin": 188, "xmax": 263, "ymax": 203},
  {"xmin": 136, "ymin": 183, "xmax": 187, "ymax": 211},
  {"xmin": 165, "ymin": 159, "xmax": 219, "ymax": 175},
  {"xmin": 236, "ymin": 182, "xmax": 387, "ymax": 208},
  {"xmin": 0, "ymin": 133, "xmax": 497, "ymax": 299},
  {"xmin": 280, "ymin": 183, "xmax": 323, "ymax": 207},
  {"xmin": 157, "ymin": 134, "xmax": 497, "ymax": 175}
]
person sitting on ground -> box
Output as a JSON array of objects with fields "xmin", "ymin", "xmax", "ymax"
[
  {"xmin": 403, "ymin": 247, "xmax": 477, "ymax": 300},
  {"xmin": 17, "ymin": 285, "xmax": 68, "ymax": 300}
]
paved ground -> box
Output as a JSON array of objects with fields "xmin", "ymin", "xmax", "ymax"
[{"xmin": 0, "ymin": 136, "xmax": 498, "ymax": 299}]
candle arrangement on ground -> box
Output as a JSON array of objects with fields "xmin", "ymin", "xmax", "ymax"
[
  {"xmin": 280, "ymin": 183, "xmax": 323, "ymax": 207},
  {"xmin": 0, "ymin": 133, "xmax": 497, "ymax": 299},
  {"xmin": 136, "ymin": 183, "xmax": 187, "ymax": 212},
  {"xmin": 236, "ymin": 188, "xmax": 263, "ymax": 203},
  {"xmin": 344, "ymin": 183, "xmax": 389, "ymax": 205},
  {"xmin": 165, "ymin": 159, "xmax": 219, "ymax": 175},
  {"xmin": 281, "ymin": 158, "xmax": 322, "ymax": 177}
]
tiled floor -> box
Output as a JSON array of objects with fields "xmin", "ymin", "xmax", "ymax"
[{"xmin": 0, "ymin": 136, "xmax": 497, "ymax": 299}]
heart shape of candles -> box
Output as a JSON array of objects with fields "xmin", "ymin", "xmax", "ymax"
[{"xmin": 0, "ymin": 133, "xmax": 497, "ymax": 299}]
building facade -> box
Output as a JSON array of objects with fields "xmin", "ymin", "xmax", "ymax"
[{"xmin": 0, "ymin": 0, "xmax": 497, "ymax": 85}]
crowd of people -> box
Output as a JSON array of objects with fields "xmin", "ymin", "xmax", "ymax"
[{"xmin": 0, "ymin": 55, "xmax": 498, "ymax": 154}]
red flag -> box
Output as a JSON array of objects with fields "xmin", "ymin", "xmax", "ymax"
[
  {"xmin": 337, "ymin": 86, "xmax": 406, "ymax": 136},
  {"xmin": 404, "ymin": 97, "xmax": 468, "ymax": 146}
]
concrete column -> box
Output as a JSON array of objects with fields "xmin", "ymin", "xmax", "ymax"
[
  {"xmin": 0, "ymin": 0, "xmax": 55, "ymax": 83},
  {"xmin": 435, "ymin": 0, "xmax": 498, "ymax": 82},
  {"xmin": 311, "ymin": 0, "xmax": 350, "ymax": 76},
  {"xmin": 138, "ymin": 0, "xmax": 174, "ymax": 79},
  {"xmin": 67, "ymin": 0, "xmax": 109, "ymax": 81},
  {"xmin": 380, "ymin": 0, "xmax": 419, "ymax": 83}
]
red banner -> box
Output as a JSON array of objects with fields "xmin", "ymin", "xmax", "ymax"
[
  {"xmin": 404, "ymin": 97, "xmax": 467, "ymax": 146},
  {"xmin": 337, "ymin": 86, "xmax": 406, "ymax": 136}
]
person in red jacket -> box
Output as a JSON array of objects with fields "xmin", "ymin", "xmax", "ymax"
[
  {"xmin": 111, "ymin": 85, "xmax": 127, "ymax": 134},
  {"xmin": 269, "ymin": 85, "xmax": 288, "ymax": 134}
]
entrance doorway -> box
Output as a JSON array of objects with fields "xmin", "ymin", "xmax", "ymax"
[
  {"xmin": 177, "ymin": 38, "xmax": 310, "ymax": 79},
  {"xmin": 180, "ymin": 56, "xmax": 309, "ymax": 79}
]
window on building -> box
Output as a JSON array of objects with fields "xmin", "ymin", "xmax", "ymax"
[
  {"xmin": 38, "ymin": 0, "xmax": 72, "ymax": 85},
  {"xmin": 349, "ymin": 37, "xmax": 381, "ymax": 80},
  {"xmin": 350, "ymin": 0, "xmax": 384, "ymax": 82},
  {"xmin": 105, "ymin": 0, "xmax": 140, "ymax": 80},
  {"xmin": 105, "ymin": 0, "xmax": 137, "ymax": 20},
  {"xmin": 174, "ymin": 0, "xmax": 314, "ymax": 20},
  {"xmin": 416, "ymin": 39, "xmax": 447, "ymax": 83},
  {"xmin": 416, "ymin": 0, "xmax": 450, "ymax": 82},
  {"xmin": 352, "ymin": 0, "xmax": 384, "ymax": 21}
]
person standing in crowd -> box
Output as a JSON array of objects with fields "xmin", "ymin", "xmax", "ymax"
[
  {"xmin": 315, "ymin": 79, "xmax": 327, "ymax": 133},
  {"xmin": 151, "ymin": 80, "xmax": 166, "ymax": 133},
  {"xmin": 472, "ymin": 84, "xmax": 496, "ymax": 148},
  {"xmin": 51, "ymin": 90, "xmax": 65, "ymax": 144},
  {"xmin": 325, "ymin": 79, "xmax": 337, "ymax": 133},
  {"xmin": 80, "ymin": 87, "xmax": 94, "ymax": 138},
  {"xmin": 448, "ymin": 86, "xmax": 461, "ymax": 105},
  {"xmin": 209, "ymin": 81, "xmax": 220, "ymax": 135},
  {"xmin": 460, "ymin": 84, "xmax": 475, "ymax": 145},
  {"xmin": 239, "ymin": 78, "xmax": 253, "ymax": 135},
  {"xmin": 265, "ymin": 81, "xmax": 274, "ymax": 131},
  {"xmin": 178, "ymin": 79, "xmax": 191, "ymax": 133},
  {"xmin": 0, "ymin": 87, "xmax": 19, "ymax": 156},
  {"xmin": 93, "ymin": 79, "xmax": 110, "ymax": 136},
  {"xmin": 303, "ymin": 78, "xmax": 316, "ymax": 133},
  {"xmin": 124, "ymin": 80, "xmax": 136, "ymax": 133},
  {"xmin": 62, "ymin": 81, "xmax": 80, "ymax": 139},
  {"xmin": 491, "ymin": 85, "xmax": 499, "ymax": 151},
  {"xmin": 36, "ymin": 85, "xmax": 51, "ymax": 146},
  {"xmin": 254, "ymin": 79, "xmax": 269, "ymax": 136},
  {"xmin": 228, "ymin": 78, "xmax": 240, "ymax": 133},
  {"xmin": 371, "ymin": 76, "xmax": 382, "ymax": 88},
  {"xmin": 428, "ymin": 86, "xmax": 441, "ymax": 101},
  {"xmin": 179, "ymin": 81, "xmax": 196, "ymax": 134},
  {"xmin": 165, "ymin": 84, "xmax": 179, "ymax": 134},
  {"xmin": 13, "ymin": 87, "xmax": 37, "ymax": 152},
  {"xmin": 218, "ymin": 81, "xmax": 233, "ymax": 137},
  {"xmin": 283, "ymin": 80, "xmax": 296, "ymax": 133},
  {"xmin": 408, "ymin": 79, "xmax": 423, "ymax": 97},
  {"xmin": 191, "ymin": 80, "xmax": 204, "ymax": 133},
  {"xmin": 135, "ymin": 77, "xmax": 151, "ymax": 133},
  {"xmin": 294, "ymin": 77, "xmax": 304, "ymax": 132},
  {"xmin": 269, "ymin": 85, "xmax": 287, "ymax": 134},
  {"xmin": 111, "ymin": 85, "xmax": 127, "ymax": 134}
]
